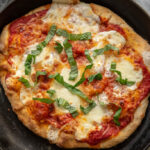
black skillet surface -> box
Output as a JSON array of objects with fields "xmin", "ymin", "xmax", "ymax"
[{"xmin": 0, "ymin": 0, "xmax": 150, "ymax": 150}]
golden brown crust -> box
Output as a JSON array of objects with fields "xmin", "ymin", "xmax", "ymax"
[
  {"xmin": 0, "ymin": 2, "xmax": 149, "ymax": 149},
  {"xmin": 52, "ymin": 0, "xmax": 79, "ymax": 4}
]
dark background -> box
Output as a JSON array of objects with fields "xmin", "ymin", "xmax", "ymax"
[{"xmin": 0, "ymin": 0, "xmax": 150, "ymax": 150}]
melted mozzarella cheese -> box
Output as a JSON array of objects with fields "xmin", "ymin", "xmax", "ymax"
[
  {"xmin": 92, "ymin": 54, "xmax": 105, "ymax": 73},
  {"xmin": 75, "ymin": 121, "xmax": 100, "ymax": 140},
  {"xmin": 93, "ymin": 30, "xmax": 126, "ymax": 50},
  {"xmin": 43, "ymin": 2, "xmax": 100, "ymax": 33},
  {"xmin": 105, "ymin": 56, "xmax": 143, "ymax": 93},
  {"xmin": 75, "ymin": 100, "xmax": 112, "ymax": 140},
  {"xmin": 116, "ymin": 59, "xmax": 143, "ymax": 82},
  {"xmin": 12, "ymin": 55, "xmax": 25, "ymax": 77},
  {"xmin": 97, "ymin": 92, "xmax": 109, "ymax": 105},
  {"xmin": 36, "ymin": 47, "xmax": 60, "ymax": 68},
  {"xmin": 53, "ymin": 35, "xmax": 66, "ymax": 45},
  {"xmin": 20, "ymin": 87, "xmax": 33, "ymax": 104}
]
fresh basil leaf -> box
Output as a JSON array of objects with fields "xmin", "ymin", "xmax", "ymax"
[
  {"xmin": 110, "ymin": 63, "xmax": 135, "ymax": 86},
  {"xmin": 111, "ymin": 62, "xmax": 116, "ymax": 70},
  {"xmin": 56, "ymin": 29, "xmax": 91, "ymax": 41},
  {"xmin": 25, "ymin": 24, "xmax": 56, "ymax": 74},
  {"xmin": 55, "ymin": 98, "xmax": 78, "ymax": 118},
  {"xmin": 47, "ymin": 89, "xmax": 56, "ymax": 97},
  {"xmin": 54, "ymin": 41, "xmax": 63, "ymax": 53},
  {"xmin": 113, "ymin": 107, "xmax": 122, "ymax": 126},
  {"xmin": 35, "ymin": 71, "xmax": 47, "ymax": 85},
  {"xmin": 74, "ymin": 64, "xmax": 93, "ymax": 87},
  {"xmin": 32, "ymin": 97, "xmax": 54, "ymax": 104},
  {"xmin": 80, "ymin": 102, "xmax": 96, "ymax": 114},
  {"xmin": 18, "ymin": 77, "xmax": 31, "ymax": 88},
  {"xmin": 85, "ymin": 50, "xmax": 93, "ymax": 64},
  {"xmin": 68, "ymin": 32, "xmax": 92, "ymax": 41},
  {"xmin": 48, "ymin": 73, "xmax": 93, "ymax": 103},
  {"xmin": 48, "ymin": 73, "xmax": 58, "ymax": 79},
  {"xmin": 93, "ymin": 44, "xmax": 119, "ymax": 57},
  {"xmin": 56, "ymin": 29, "xmax": 68, "ymax": 37},
  {"xmin": 99, "ymin": 101, "xmax": 106, "ymax": 107},
  {"xmin": 88, "ymin": 73, "xmax": 102, "ymax": 83},
  {"xmin": 126, "ymin": 81, "xmax": 135, "ymax": 86},
  {"xmin": 44, "ymin": 25, "xmax": 57, "ymax": 44},
  {"xmin": 63, "ymin": 39, "xmax": 78, "ymax": 80},
  {"xmin": 25, "ymin": 54, "xmax": 33, "ymax": 75}
]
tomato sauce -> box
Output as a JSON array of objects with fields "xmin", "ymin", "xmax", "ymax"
[
  {"xmin": 30, "ymin": 101, "xmax": 73, "ymax": 128},
  {"xmin": 8, "ymin": 9, "xmax": 49, "ymax": 55},
  {"xmin": 87, "ymin": 123, "xmax": 119, "ymax": 145},
  {"xmin": 100, "ymin": 16, "xmax": 127, "ymax": 39},
  {"xmin": 9, "ymin": 9, "xmax": 48, "ymax": 34}
]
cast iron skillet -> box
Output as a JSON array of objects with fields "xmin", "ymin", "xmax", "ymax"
[{"xmin": 0, "ymin": 0, "xmax": 150, "ymax": 150}]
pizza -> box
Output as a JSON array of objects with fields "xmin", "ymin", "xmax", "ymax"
[{"xmin": 0, "ymin": 0, "xmax": 150, "ymax": 148}]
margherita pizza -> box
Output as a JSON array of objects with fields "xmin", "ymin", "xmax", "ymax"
[{"xmin": 0, "ymin": 0, "xmax": 150, "ymax": 148}]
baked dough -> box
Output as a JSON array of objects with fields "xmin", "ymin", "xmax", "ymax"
[{"xmin": 0, "ymin": 1, "xmax": 150, "ymax": 149}]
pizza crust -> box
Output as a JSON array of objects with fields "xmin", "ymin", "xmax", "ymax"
[
  {"xmin": 52, "ymin": 0, "xmax": 79, "ymax": 4},
  {"xmin": 0, "ymin": 2, "xmax": 149, "ymax": 149}
]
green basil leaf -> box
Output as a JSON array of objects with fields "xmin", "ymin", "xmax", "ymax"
[
  {"xmin": 47, "ymin": 89, "xmax": 56, "ymax": 97},
  {"xmin": 113, "ymin": 107, "xmax": 122, "ymax": 126},
  {"xmin": 54, "ymin": 41, "xmax": 63, "ymax": 53},
  {"xmin": 80, "ymin": 102, "xmax": 96, "ymax": 114},
  {"xmin": 48, "ymin": 73, "xmax": 58, "ymax": 79},
  {"xmin": 32, "ymin": 97, "xmax": 54, "ymax": 104},
  {"xmin": 110, "ymin": 63, "xmax": 135, "ymax": 86},
  {"xmin": 68, "ymin": 32, "xmax": 92, "ymax": 41},
  {"xmin": 63, "ymin": 39, "xmax": 78, "ymax": 80},
  {"xmin": 18, "ymin": 77, "xmax": 31, "ymax": 88},
  {"xmin": 93, "ymin": 44, "xmax": 119, "ymax": 57},
  {"xmin": 74, "ymin": 64, "xmax": 93, "ymax": 87},
  {"xmin": 48, "ymin": 73, "xmax": 93, "ymax": 103},
  {"xmin": 99, "ymin": 101, "xmax": 106, "ymax": 107},
  {"xmin": 35, "ymin": 71, "xmax": 47, "ymax": 85},
  {"xmin": 88, "ymin": 73, "xmax": 102, "ymax": 83},
  {"xmin": 111, "ymin": 62, "xmax": 116, "ymax": 70},
  {"xmin": 44, "ymin": 25, "xmax": 57, "ymax": 44},
  {"xmin": 56, "ymin": 29, "xmax": 91, "ymax": 41},
  {"xmin": 126, "ymin": 81, "xmax": 135, "ymax": 86},
  {"xmin": 25, "ymin": 54, "xmax": 33, "ymax": 75},
  {"xmin": 55, "ymin": 98, "xmax": 78, "ymax": 118},
  {"xmin": 25, "ymin": 24, "xmax": 56, "ymax": 74},
  {"xmin": 56, "ymin": 29, "xmax": 68, "ymax": 37},
  {"xmin": 85, "ymin": 50, "xmax": 93, "ymax": 64}
]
